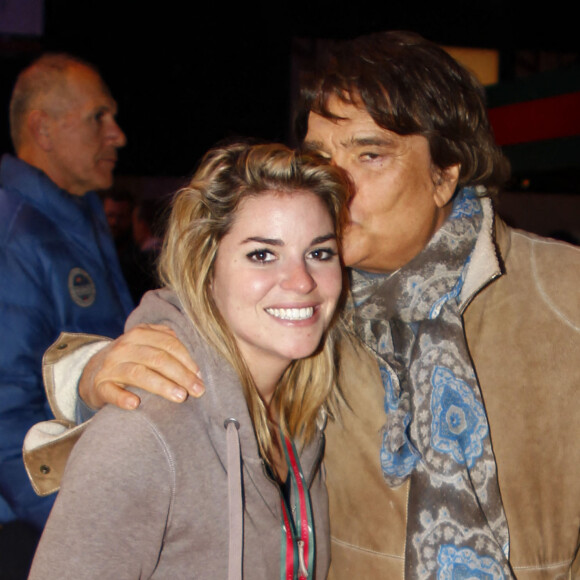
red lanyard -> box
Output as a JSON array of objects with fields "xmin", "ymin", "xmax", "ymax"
[{"xmin": 279, "ymin": 435, "xmax": 315, "ymax": 580}]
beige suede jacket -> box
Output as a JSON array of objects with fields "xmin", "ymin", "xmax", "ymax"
[
  {"xmin": 24, "ymin": 202, "xmax": 580, "ymax": 579},
  {"xmin": 325, "ymin": 211, "xmax": 580, "ymax": 579}
]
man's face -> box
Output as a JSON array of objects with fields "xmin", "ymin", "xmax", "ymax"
[
  {"xmin": 305, "ymin": 97, "xmax": 459, "ymax": 273},
  {"xmin": 45, "ymin": 64, "xmax": 126, "ymax": 196}
]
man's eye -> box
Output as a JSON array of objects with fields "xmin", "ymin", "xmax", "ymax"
[
  {"xmin": 360, "ymin": 152, "xmax": 381, "ymax": 161},
  {"xmin": 247, "ymin": 249, "xmax": 275, "ymax": 263},
  {"xmin": 308, "ymin": 248, "xmax": 337, "ymax": 261}
]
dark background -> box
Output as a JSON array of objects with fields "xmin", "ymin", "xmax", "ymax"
[
  {"xmin": 1, "ymin": 0, "xmax": 578, "ymax": 179},
  {"xmin": 1, "ymin": 1, "xmax": 579, "ymax": 240}
]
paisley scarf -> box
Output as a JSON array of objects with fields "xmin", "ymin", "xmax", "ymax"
[{"xmin": 351, "ymin": 188, "xmax": 513, "ymax": 579}]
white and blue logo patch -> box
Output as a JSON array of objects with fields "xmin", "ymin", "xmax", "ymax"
[{"xmin": 68, "ymin": 268, "xmax": 96, "ymax": 307}]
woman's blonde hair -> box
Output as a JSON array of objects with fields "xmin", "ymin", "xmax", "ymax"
[{"xmin": 159, "ymin": 141, "xmax": 350, "ymax": 464}]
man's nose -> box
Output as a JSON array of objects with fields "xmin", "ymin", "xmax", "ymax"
[
  {"xmin": 109, "ymin": 119, "xmax": 127, "ymax": 148},
  {"xmin": 280, "ymin": 260, "xmax": 317, "ymax": 294}
]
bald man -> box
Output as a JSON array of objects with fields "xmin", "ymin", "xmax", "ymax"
[{"xmin": 0, "ymin": 54, "xmax": 133, "ymax": 539}]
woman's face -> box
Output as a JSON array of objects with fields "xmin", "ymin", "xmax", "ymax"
[{"xmin": 212, "ymin": 190, "xmax": 342, "ymax": 386}]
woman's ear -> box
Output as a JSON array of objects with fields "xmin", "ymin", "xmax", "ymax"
[{"xmin": 432, "ymin": 163, "xmax": 461, "ymax": 208}]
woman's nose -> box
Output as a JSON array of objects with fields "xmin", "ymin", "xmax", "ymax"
[{"xmin": 280, "ymin": 260, "xmax": 317, "ymax": 294}]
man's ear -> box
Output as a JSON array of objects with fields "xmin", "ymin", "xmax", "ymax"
[
  {"xmin": 26, "ymin": 110, "xmax": 53, "ymax": 151},
  {"xmin": 433, "ymin": 163, "xmax": 460, "ymax": 208}
]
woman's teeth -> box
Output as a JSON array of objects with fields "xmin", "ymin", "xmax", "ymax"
[{"xmin": 265, "ymin": 307, "xmax": 314, "ymax": 321}]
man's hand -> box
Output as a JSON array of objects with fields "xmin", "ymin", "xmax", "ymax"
[{"xmin": 79, "ymin": 324, "xmax": 204, "ymax": 411}]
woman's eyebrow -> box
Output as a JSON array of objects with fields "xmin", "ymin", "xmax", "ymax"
[
  {"xmin": 241, "ymin": 233, "xmax": 336, "ymax": 246},
  {"xmin": 241, "ymin": 237, "xmax": 284, "ymax": 246},
  {"xmin": 311, "ymin": 233, "xmax": 337, "ymax": 245}
]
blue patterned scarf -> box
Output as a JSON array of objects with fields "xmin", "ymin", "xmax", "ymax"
[{"xmin": 350, "ymin": 188, "xmax": 513, "ymax": 579}]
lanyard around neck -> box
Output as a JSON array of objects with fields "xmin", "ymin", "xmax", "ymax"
[{"xmin": 279, "ymin": 435, "xmax": 315, "ymax": 580}]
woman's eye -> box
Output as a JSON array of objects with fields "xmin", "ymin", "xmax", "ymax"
[
  {"xmin": 247, "ymin": 249, "xmax": 275, "ymax": 263},
  {"xmin": 308, "ymin": 248, "xmax": 337, "ymax": 261}
]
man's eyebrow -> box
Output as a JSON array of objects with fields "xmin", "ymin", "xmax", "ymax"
[
  {"xmin": 93, "ymin": 100, "xmax": 118, "ymax": 113},
  {"xmin": 342, "ymin": 135, "xmax": 395, "ymax": 148},
  {"xmin": 89, "ymin": 104, "xmax": 114, "ymax": 117}
]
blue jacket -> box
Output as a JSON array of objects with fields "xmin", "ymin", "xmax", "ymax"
[{"xmin": 0, "ymin": 154, "xmax": 133, "ymax": 529}]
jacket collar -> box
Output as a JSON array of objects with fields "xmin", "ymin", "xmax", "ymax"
[
  {"xmin": 0, "ymin": 154, "xmax": 100, "ymax": 234},
  {"xmin": 458, "ymin": 196, "xmax": 507, "ymax": 312},
  {"xmin": 0, "ymin": 154, "xmax": 124, "ymax": 267}
]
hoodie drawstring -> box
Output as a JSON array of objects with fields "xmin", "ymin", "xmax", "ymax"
[{"xmin": 225, "ymin": 418, "xmax": 243, "ymax": 580}]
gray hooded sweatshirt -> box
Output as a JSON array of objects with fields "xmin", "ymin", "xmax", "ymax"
[{"xmin": 29, "ymin": 289, "xmax": 330, "ymax": 579}]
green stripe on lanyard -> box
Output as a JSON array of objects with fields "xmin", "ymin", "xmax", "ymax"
[{"xmin": 279, "ymin": 434, "xmax": 315, "ymax": 580}]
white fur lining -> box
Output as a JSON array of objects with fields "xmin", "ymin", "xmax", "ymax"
[
  {"xmin": 459, "ymin": 197, "xmax": 501, "ymax": 311},
  {"xmin": 49, "ymin": 341, "xmax": 108, "ymax": 421},
  {"xmin": 23, "ymin": 420, "xmax": 82, "ymax": 452}
]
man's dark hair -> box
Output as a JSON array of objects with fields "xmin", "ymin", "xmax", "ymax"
[{"xmin": 295, "ymin": 31, "xmax": 510, "ymax": 196}]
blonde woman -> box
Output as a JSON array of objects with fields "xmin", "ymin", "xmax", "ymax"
[{"xmin": 29, "ymin": 142, "xmax": 349, "ymax": 579}]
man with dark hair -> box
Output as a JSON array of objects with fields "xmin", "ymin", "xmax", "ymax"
[
  {"xmin": 0, "ymin": 53, "xmax": 132, "ymax": 546},
  {"xmin": 26, "ymin": 33, "xmax": 580, "ymax": 578}
]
